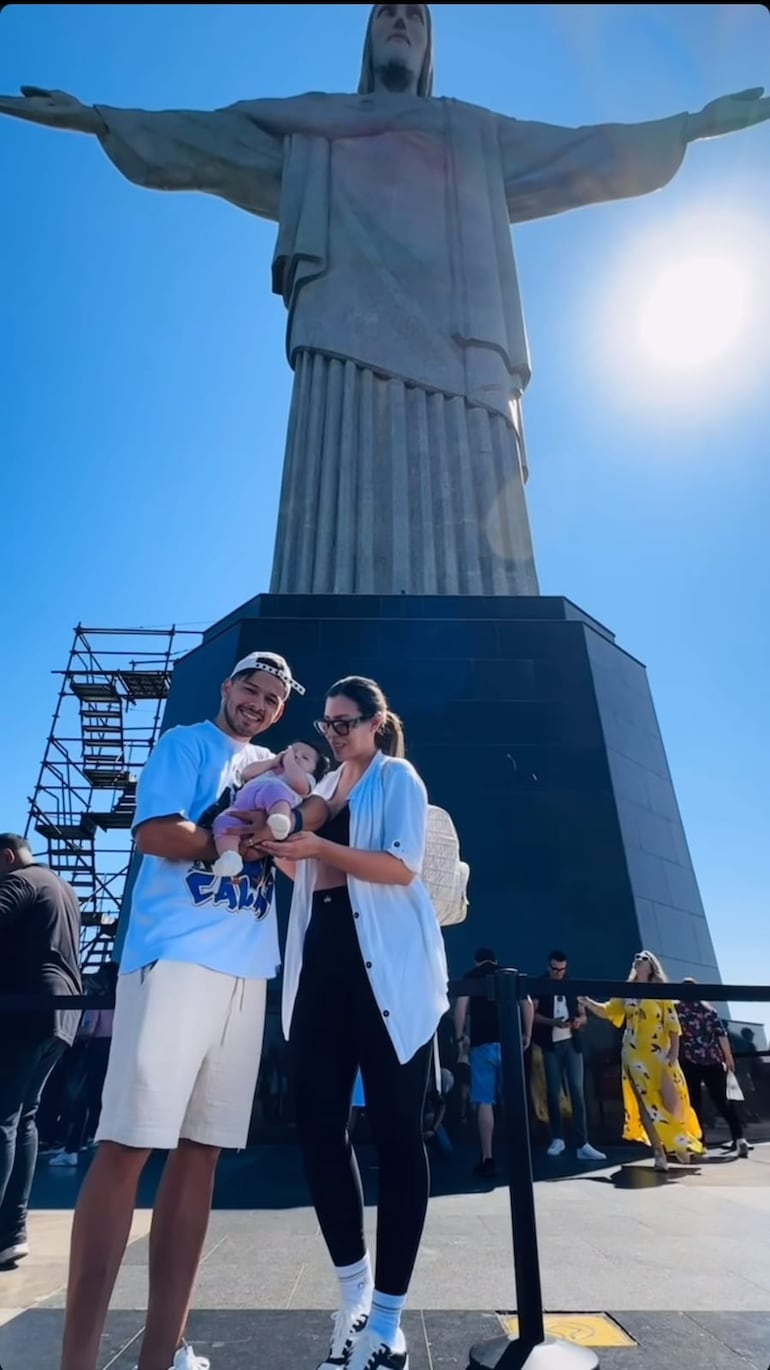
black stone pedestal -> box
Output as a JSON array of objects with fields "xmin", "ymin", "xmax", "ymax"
[{"xmin": 155, "ymin": 593, "xmax": 720, "ymax": 984}]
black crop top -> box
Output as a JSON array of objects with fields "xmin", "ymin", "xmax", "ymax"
[{"xmin": 318, "ymin": 804, "xmax": 350, "ymax": 847}]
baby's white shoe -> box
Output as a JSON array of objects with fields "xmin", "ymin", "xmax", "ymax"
[
  {"xmin": 267, "ymin": 812, "xmax": 292, "ymax": 840},
  {"xmin": 213, "ymin": 850, "xmax": 244, "ymax": 877}
]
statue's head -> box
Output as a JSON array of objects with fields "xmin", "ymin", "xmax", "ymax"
[{"xmin": 358, "ymin": 4, "xmax": 433, "ymax": 98}]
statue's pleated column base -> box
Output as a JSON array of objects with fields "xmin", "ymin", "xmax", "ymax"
[{"xmin": 270, "ymin": 351, "xmax": 539, "ymax": 596}]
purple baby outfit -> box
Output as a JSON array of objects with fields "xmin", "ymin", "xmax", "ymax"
[{"xmin": 212, "ymin": 774, "xmax": 300, "ymax": 837}]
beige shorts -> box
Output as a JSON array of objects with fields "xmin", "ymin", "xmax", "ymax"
[{"xmin": 96, "ymin": 960, "xmax": 267, "ymax": 1150}]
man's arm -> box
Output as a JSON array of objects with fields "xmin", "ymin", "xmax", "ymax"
[
  {"xmin": 533, "ymin": 1003, "xmax": 559, "ymax": 1028},
  {"xmin": 0, "ymin": 874, "xmax": 31, "ymax": 930},
  {"xmin": 135, "ymin": 817, "xmax": 217, "ymax": 864},
  {"xmin": 132, "ymin": 727, "xmax": 217, "ymax": 864},
  {"xmin": 454, "ymin": 995, "xmax": 470, "ymax": 1042},
  {"xmin": 718, "ymin": 1033, "xmax": 736, "ymax": 1074},
  {"xmin": 498, "ymin": 88, "xmax": 768, "ymax": 227}
]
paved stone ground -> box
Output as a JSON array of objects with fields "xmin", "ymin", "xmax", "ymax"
[{"xmin": 1, "ymin": 1140, "xmax": 769, "ymax": 1369}]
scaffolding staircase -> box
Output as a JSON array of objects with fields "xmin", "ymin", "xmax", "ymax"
[{"xmin": 26, "ymin": 625, "xmax": 200, "ymax": 970}]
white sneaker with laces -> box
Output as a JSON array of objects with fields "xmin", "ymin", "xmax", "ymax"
[
  {"xmin": 0, "ymin": 1241, "xmax": 29, "ymax": 1264},
  {"xmin": 49, "ymin": 1151, "xmax": 79, "ymax": 1167},
  {"xmin": 546, "ymin": 1138, "xmax": 566, "ymax": 1157},
  {"xmin": 576, "ymin": 1143, "xmax": 607, "ymax": 1162},
  {"xmin": 317, "ymin": 1308, "xmax": 369, "ymax": 1370},
  {"xmin": 346, "ymin": 1326, "xmax": 408, "ymax": 1370},
  {"xmin": 170, "ymin": 1345, "xmax": 210, "ymax": 1370}
]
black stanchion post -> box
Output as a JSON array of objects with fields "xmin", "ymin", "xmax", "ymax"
[{"xmin": 469, "ymin": 970, "xmax": 598, "ymax": 1370}]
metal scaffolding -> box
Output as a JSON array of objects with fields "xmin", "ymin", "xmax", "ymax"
[{"xmin": 25, "ymin": 624, "xmax": 200, "ymax": 969}]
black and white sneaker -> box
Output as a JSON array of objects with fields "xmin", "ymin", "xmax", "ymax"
[
  {"xmin": 318, "ymin": 1308, "xmax": 369, "ymax": 1370},
  {"xmin": 346, "ymin": 1327, "xmax": 408, "ymax": 1370}
]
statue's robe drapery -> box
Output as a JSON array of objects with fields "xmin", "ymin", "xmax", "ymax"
[{"xmin": 96, "ymin": 93, "xmax": 688, "ymax": 594}]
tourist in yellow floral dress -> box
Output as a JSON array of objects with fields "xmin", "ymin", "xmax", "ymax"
[{"xmin": 581, "ymin": 951, "xmax": 704, "ymax": 1171}]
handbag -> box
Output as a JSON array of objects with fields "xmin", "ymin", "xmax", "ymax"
[{"xmin": 726, "ymin": 1070, "xmax": 744, "ymax": 1102}]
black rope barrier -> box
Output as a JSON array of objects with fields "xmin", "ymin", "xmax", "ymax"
[
  {"xmin": 1, "ymin": 977, "xmax": 768, "ymax": 1011},
  {"xmin": 449, "ymin": 976, "xmax": 770, "ymax": 1003},
  {"xmin": 1, "ymin": 973, "xmax": 767, "ymax": 1368}
]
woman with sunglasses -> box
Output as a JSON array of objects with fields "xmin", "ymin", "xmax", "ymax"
[
  {"xmin": 580, "ymin": 951, "xmax": 703, "ymax": 1171},
  {"xmin": 262, "ymin": 676, "xmax": 448, "ymax": 1370}
]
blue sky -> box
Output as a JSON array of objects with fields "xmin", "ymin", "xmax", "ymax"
[{"xmin": 1, "ymin": 5, "xmax": 768, "ymax": 1025}]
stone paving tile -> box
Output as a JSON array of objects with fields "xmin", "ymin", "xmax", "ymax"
[
  {"xmin": 614, "ymin": 1312, "xmax": 768, "ymax": 1370},
  {"xmin": 0, "ymin": 1307, "xmax": 144, "ymax": 1370},
  {"xmin": 687, "ymin": 1310, "xmax": 770, "ymax": 1366}
]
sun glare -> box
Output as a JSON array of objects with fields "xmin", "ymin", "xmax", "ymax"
[
  {"xmin": 636, "ymin": 254, "xmax": 748, "ymax": 371},
  {"xmin": 594, "ymin": 210, "xmax": 770, "ymax": 410}
]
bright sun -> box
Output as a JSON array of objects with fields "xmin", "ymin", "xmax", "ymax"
[{"xmin": 636, "ymin": 254, "xmax": 749, "ymax": 371}]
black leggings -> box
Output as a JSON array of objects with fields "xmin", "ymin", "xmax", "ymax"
[
  {"xmin": 290, "ymin": 886, "xmax": 433, "ymax": 1296},
  {"xmin": 682, "ymin": 1061, "xmax": 742, "ymax": 1143}
]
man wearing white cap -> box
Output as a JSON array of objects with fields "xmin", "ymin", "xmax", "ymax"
[{"xmin": 59, "ymin": 651, "xmax": 322, "ymax": 1370}]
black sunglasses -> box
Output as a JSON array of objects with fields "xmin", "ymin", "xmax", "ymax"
[{"xmin": 314, "ymin": 716, "xmax": 366, "ymax": 738}]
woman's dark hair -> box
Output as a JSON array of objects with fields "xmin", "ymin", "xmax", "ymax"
[
  {"xmin": 293, "ymin": 740, "xmax": 330, "ymax": 782},
  {"xmin": 326, "ymin": 676, "xmax": 405, "ymax": 757}
]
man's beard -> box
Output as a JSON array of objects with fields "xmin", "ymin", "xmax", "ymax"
[
  {"xmin": 374, "ymin": 59, "xmax": 415, "ymax": 93},
  {"xmin": 225, "ymin": 700, "xmax": 259, "ymax": 738}
]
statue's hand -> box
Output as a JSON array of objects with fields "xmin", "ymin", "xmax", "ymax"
[
  {"xmin": 0, "ymin": 86, "xmax": 104, "ymax": 134},
  {"xmin": 690, "ymin": 87, "xmax": 770, "ymax": 141}
]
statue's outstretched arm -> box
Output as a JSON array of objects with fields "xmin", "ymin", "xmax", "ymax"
[
  {"xmin": 0, "ymin": 86, "xmax": 285, "ymax": 221},
  {"xmin": 499, "ymin": 86, "xmax": 768, "ymax": 226}
]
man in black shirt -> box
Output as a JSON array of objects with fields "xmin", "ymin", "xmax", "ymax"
[
  {"xmin": 0, "ymin": 833, "xmax": 82, "ymax": 1264},
  {"xmin": 454, "ymin": 948, "xmax": 533, "ymax": 1179},
  {"xmin": 532, "ymin": 949, "xmax": 605, "ymax": 1163}
]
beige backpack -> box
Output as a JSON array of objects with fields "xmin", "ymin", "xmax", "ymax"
[{"xmin": 422, "ymin": 805, "xmax": 470, "ymax": 927}]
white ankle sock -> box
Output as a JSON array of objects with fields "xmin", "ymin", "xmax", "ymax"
[
  {"xmin": 335, "ymin": 1253, "xmax": 373, "ymax": 1314},
  {"xmin": 367, "ymin": 1290, "xmax": 406, "ymax": 1347}
]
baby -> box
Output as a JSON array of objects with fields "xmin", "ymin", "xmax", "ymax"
[{"xmin": 211, "ymin": 741, "xmax": 328, "ymax": 878}]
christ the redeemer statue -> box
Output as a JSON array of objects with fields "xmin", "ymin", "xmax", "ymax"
[{"xmin": 2, "ymin": 5, "xmax": 768, "ymax": 597}]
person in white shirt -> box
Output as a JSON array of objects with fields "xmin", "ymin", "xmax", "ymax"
[
  {"xmin": 59, "ymin": 651, "xmax": 311, "ymax": 1370},
  {"xmin": 262, "ymin": 676, "xmax": 448, "ymax": 1370}
]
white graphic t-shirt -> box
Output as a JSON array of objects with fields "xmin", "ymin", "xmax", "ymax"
[{"xmin": 120, "ymin": 720, "xmax": 279, "ymax": 981}]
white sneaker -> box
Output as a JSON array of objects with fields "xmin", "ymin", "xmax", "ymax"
[
  {"xmin": 49, "ymin": 1151, "xmax": 79, "ymax": 1167},
  {"xmin": 737, "ymin": 1138, "xmax": 750, "ymax": 1158},
  {"xmin": 170, "ymin": 1345, "xmax": 210, "ymax": 1370},
  {"xmin": 547, "ymin": 1138, "xmax": 566, "ymax": 1157},
  {"xmin": 576, "ymin": 1143, "xmax": 607, "ymax": 1162},
  {"xmin": 346, "ymin": 1327, "xmax": 408, "ymax": 1370},
  {"xmin": 318, "ymin": 1308, "xmax": 369, "ymax": 1369},
  {"xmin": 0, "ymin": 1241, "xmax": 29, "ymax": 1264},
  {"xmin": 212, "ymin": 850, "xmax": 243, "ymax": 878}
]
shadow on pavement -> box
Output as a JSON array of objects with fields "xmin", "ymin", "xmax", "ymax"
[{"xmin": 28, "ymin": 1140, "xmax": 659, "ymax": 1214}]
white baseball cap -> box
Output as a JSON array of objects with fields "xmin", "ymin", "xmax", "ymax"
[{"xmin": 230, "ymin": 651, "xmax": 305, "ymax": 698}]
